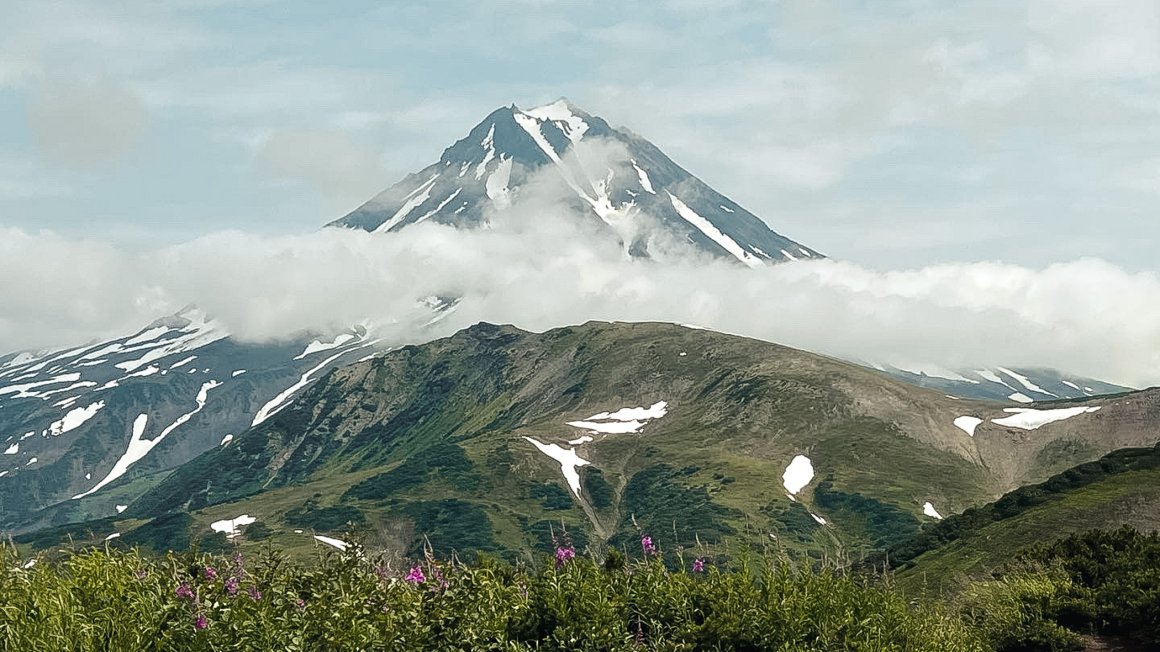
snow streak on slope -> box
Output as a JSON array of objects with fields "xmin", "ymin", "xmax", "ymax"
[
  {"xmin": 566, "ymin": 401, "xmax": 667, "ymax": 434},
  {"xmin": 74, "ymin": 380, "xmax": 221, "ymax": 499},
  {"xmin": 992, "ymin": 406, "xmax": 1101, "ymax": 430},
  {"xmin": 523, "ymin": 436, "xmax": 589, "ymax": 497},
  {"xmin": 667, "ymin": 193, "xmax": 763, "ymax": 268},
  {"xmin": 252, "ymin": 350, "xmax": 348, "ymax": 426},
  {"xmin": 73, "ymin": 414, "xmax": 149, "ymax": 499},
  {"xmin": 48, "ymin": 401, "xmax": 104, "ymax": 436}
]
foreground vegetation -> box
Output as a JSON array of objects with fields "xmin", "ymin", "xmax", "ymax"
[
  {"xmin": 2, "ymin": 534, "xmax": 983, "ymax": 652},
  {"xmin": 4, "ymin": 527, "xmax": 1158, "ymax": 650}
]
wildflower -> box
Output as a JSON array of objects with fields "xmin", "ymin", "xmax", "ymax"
[
  {"xmin": 134, "ymin": 568, "xmax": 147, "ymax": 581},
  {"xmin": 194, "ymin": 614, "xmax": 208, "ymax": 631},
  {"xmin": 692, "ymin": 558, "xmax": 705, "ymax": 573},
  {"xmin": 641, "ymin": 535, "xmax": 657, "ymax": 556},
  {"xmin": 224, "ymin": 576, "xmax": 239, "ymax": 596},
  {"xmin": 175, "ymin": 583, "xmax": 194, "ymax": 600},
  {"xmin": 554, "ymin": 546, "xmax": 576, "ymax": 567},
  {"xmin": 429, "ymin": 565, "xmax": 450, "ymax": 591},
  {"xmin": 247, "ymin": 585, "xmax": 262, "ymax": 601},
  {"xmin": 404, "ymin": 566, "xmax": 426, "ymax": 584},
  {"xmin": 203, "ymin": 566, "xmax": 218, "ymax": 581},
  {"xmin": 295, "ymin": 598, "xmax": 306, "ymax": 611}
]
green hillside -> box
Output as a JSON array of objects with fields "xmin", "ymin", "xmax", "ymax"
[
  {"xmin": 14, "ymin": 322, "xmax": 1158, "ymax": 563},
  {"xmin": 887, "ymin": 441, "xmax": 1160, "ymax": 592}
]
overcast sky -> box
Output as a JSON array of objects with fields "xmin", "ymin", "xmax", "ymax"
[
  {"xmin": 2, "ymin": 1, "xmax": 1160, "ymax": 387},
  {"xmin": 2, "ymin": 0, "xmax": 1159, "ymax": 269}
]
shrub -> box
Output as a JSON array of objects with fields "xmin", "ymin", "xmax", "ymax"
[{"xmin": 0, "ymin": 538, "xmax": 985, "ymax": 651}]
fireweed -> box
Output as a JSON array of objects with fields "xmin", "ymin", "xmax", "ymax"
[{"xmin": 0, "ymin": 540, "xmax": 987, "ymax": 651}]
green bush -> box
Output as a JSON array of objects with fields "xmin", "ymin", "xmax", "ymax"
[{"xmin": 0, "ymin": 540, "xmax": 986, "ymax": 651}]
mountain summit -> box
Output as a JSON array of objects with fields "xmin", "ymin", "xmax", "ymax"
[{"xmin": 328, "ymin": 99, "xmax": 821, "ymax": 266}]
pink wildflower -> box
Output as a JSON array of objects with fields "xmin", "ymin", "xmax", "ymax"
[
  {"xmin": 194, "ymin": 614, "xmax": 207, "ymax": 631},
  {"xmin": 692, "ymin": 558, "xmax": 705, "ymax": 573},
  {"xmin": 554, "ymin": 546, "xmax": 576, "ymax": 567},
  {"xmin": 641, "ymin": 535, "xmax": 657, "ymax": 556},
  {"xmin": 404, "ymin": 566, "xmax": 425, "ymax": 584},
  {"xmin": 175, "ymin": 583, "xmax": 194, "ymax": 600}
]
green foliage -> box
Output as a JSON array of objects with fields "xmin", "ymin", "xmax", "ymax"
[
  {"xmin": 396, "ymin": 499, "xmax": 498, "ymax": 557},
  {"xmin": 120, "ymin": 513, "xmax": 195, "ymax": 552},
  {"xmin": 284, "ymin": 502, "xmax": 367, "ymax": 531},
  {"xmin": 1022, "ymin": 527, "xmax": 1160, "ymax": 644},
  {"xmin": 814, "ymin": 478, "xmax": 921, "ymax": 548},
  {"xmin": 344, "ymin": 441, "xmax": 478, "ymax": 501},
  {"xmin": 527, "ymin": 520, "xmax": 589, "ymax": 553},
  {"xmin": 0, "ymin": 542, "xmax": 986, "ymax": 651},
  {"xmin": 958, "ymin": 571, "xmax": 1084, "ymax": 652},
  {"xmin": 887, "ymin": 441, "xmax": 1160, "ymax": 568},
  {"xmin": 616, "ymin": 464, "xmax": 738, "ymax": 549},
  {"xmin": 529, "ymin": 484, "xmax": 573, "ymax": 511},
  {"xmin": 582, "ymin": 467, "xmax": 615, "ymax": 510},
  {"xmin": 760, "ymin": 500, "xmax": 821, "ymax": 542}
]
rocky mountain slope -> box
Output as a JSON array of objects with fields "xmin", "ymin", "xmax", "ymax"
[
  {"xmin": 329, "ymin": 99, "xmax": 822, "ymax": 266},
  {"xmin": 28, "ymin": 321, "xmax": 1154, "ymax": 560},
  {"xmin": 0, "ymin": 308, "xmax": 379, "ymax": 533},
  {"xmin": 879, "ymin": 364, "xmax": 1130, "ymax": 403}
]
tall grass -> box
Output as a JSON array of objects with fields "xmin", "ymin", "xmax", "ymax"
[{"xmin": 0, "ymin": 539, "xmax": 986, "ymax": 651}]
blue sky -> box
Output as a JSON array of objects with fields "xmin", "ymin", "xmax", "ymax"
[{"xmin": 3, "ymin": 0, "xmax": 1160, "ymax": 269}]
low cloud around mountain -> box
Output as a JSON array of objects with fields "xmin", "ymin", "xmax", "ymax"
[{"xmin": 2, "ymin": 202, "xmax": 1158, "ymax": 389}]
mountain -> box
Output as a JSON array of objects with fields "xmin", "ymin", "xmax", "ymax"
[
  {"xmin": 0, "ymin": 308, "xmax": 381, "ymax": 533},
  {"xmin": 877, "ymin": 364, "xmax": 1131, "ymax": 403},
  {"xmin": 30, "ymin": 321, "xmax": 1154, "ymax": 560},
  {"xmin": 328, "ymin": 99, "xmax": 822, "ymax": 266},
  {"xmin": 884, "ymin": 431, "xmax": 1160, "ymax": 590}
]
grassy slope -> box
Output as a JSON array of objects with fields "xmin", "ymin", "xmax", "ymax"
[
  {"xmin": 893, "ymin": 442, "xmax": 1160, "ymax": 593},
  {"xmin": 16, "ymin": 322, "xmax": 1159, "ymax": 564}
]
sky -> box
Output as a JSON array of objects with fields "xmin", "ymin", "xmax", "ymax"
[{"xmin": 2, "ymin": 0, "xmax": 1160, "ymax": 386}]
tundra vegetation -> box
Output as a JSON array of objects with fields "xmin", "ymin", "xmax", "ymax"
[{"xmin": 3, "ymin": 527, "xmax": 1158, "ymax": 651}]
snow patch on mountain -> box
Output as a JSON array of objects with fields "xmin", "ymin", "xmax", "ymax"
[
  {"xmin": 953, "ymin": 416, "xmax": 983, "ymax": 437},
  {"xmin": 992, "ymin": 406, "xmax": 1101, "ymax": 430},
  {"xmin": 923, "ymin": 502, "xmax": 943, "ymax": 519},
  {"xmin": 782, "ymin": 455, "xmax": 815, "ymax": 495},
  {"xmin": 523, "ymin": 436, "xmax": 589, "ymax": 497},
  {"xmin": 210, "ymin": 514, "xmax": 256, "ymax": 539},
  {"xmin": 48, "ymin": 401, "xmax": 105, "ymax": 436}
]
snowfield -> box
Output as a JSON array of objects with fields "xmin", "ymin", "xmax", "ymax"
[
  {"xmin": 782, "ymin": 455, "xmax": 815, "ymax": 495},
  {"xmin": 992, "ymin": 406, "xmax": 1101, "ymax": 430}
]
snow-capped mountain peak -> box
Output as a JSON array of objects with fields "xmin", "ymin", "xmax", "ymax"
[{"xmin": 329, "ymin": 100, "xmax": 822, "ymax": 266}]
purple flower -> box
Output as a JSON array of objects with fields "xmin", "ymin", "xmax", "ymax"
[
  {"xmin": 554, "ymin": 546, "xmax": 576, "ymax": 567},
  {"xmin": 247, "ymin": 585, "xmax": 262, "ymax": 601},
  {"xmin": 295, "ymin": 598, "xmax": 306, "ymax": 611},
  {"xmin": 194, "ymin": 614, "xmax": 207, "ymax": 631},
  {"xmin": 202, "ymin": 566, "xmax": 218, "ymax": 581},
  {"xmin": 224, "ymin": 576, "xmax": 239, "ymax": 596},
  {"xmin": 404, "ymin": 566, "xmax": 425, "ymax": 584},
  {"xmin": 641, "ymin": 536, "xmax": 657, "ymax": 556},
  {"xmin": 692, "ymin": 558, "xmax": 705, "ymax": 573},
  {"xmin": 175, "ymin": 583, "xmax": 194, "ymax": 600}
]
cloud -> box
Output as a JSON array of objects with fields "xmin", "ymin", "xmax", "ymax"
[
  {"xmin": 25, "ymin": 77, "xmax": 149, "ymax": 170},
  {"xmin": 2, "ymin": 190, "xmax": 1159, "ymax": 388}
]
